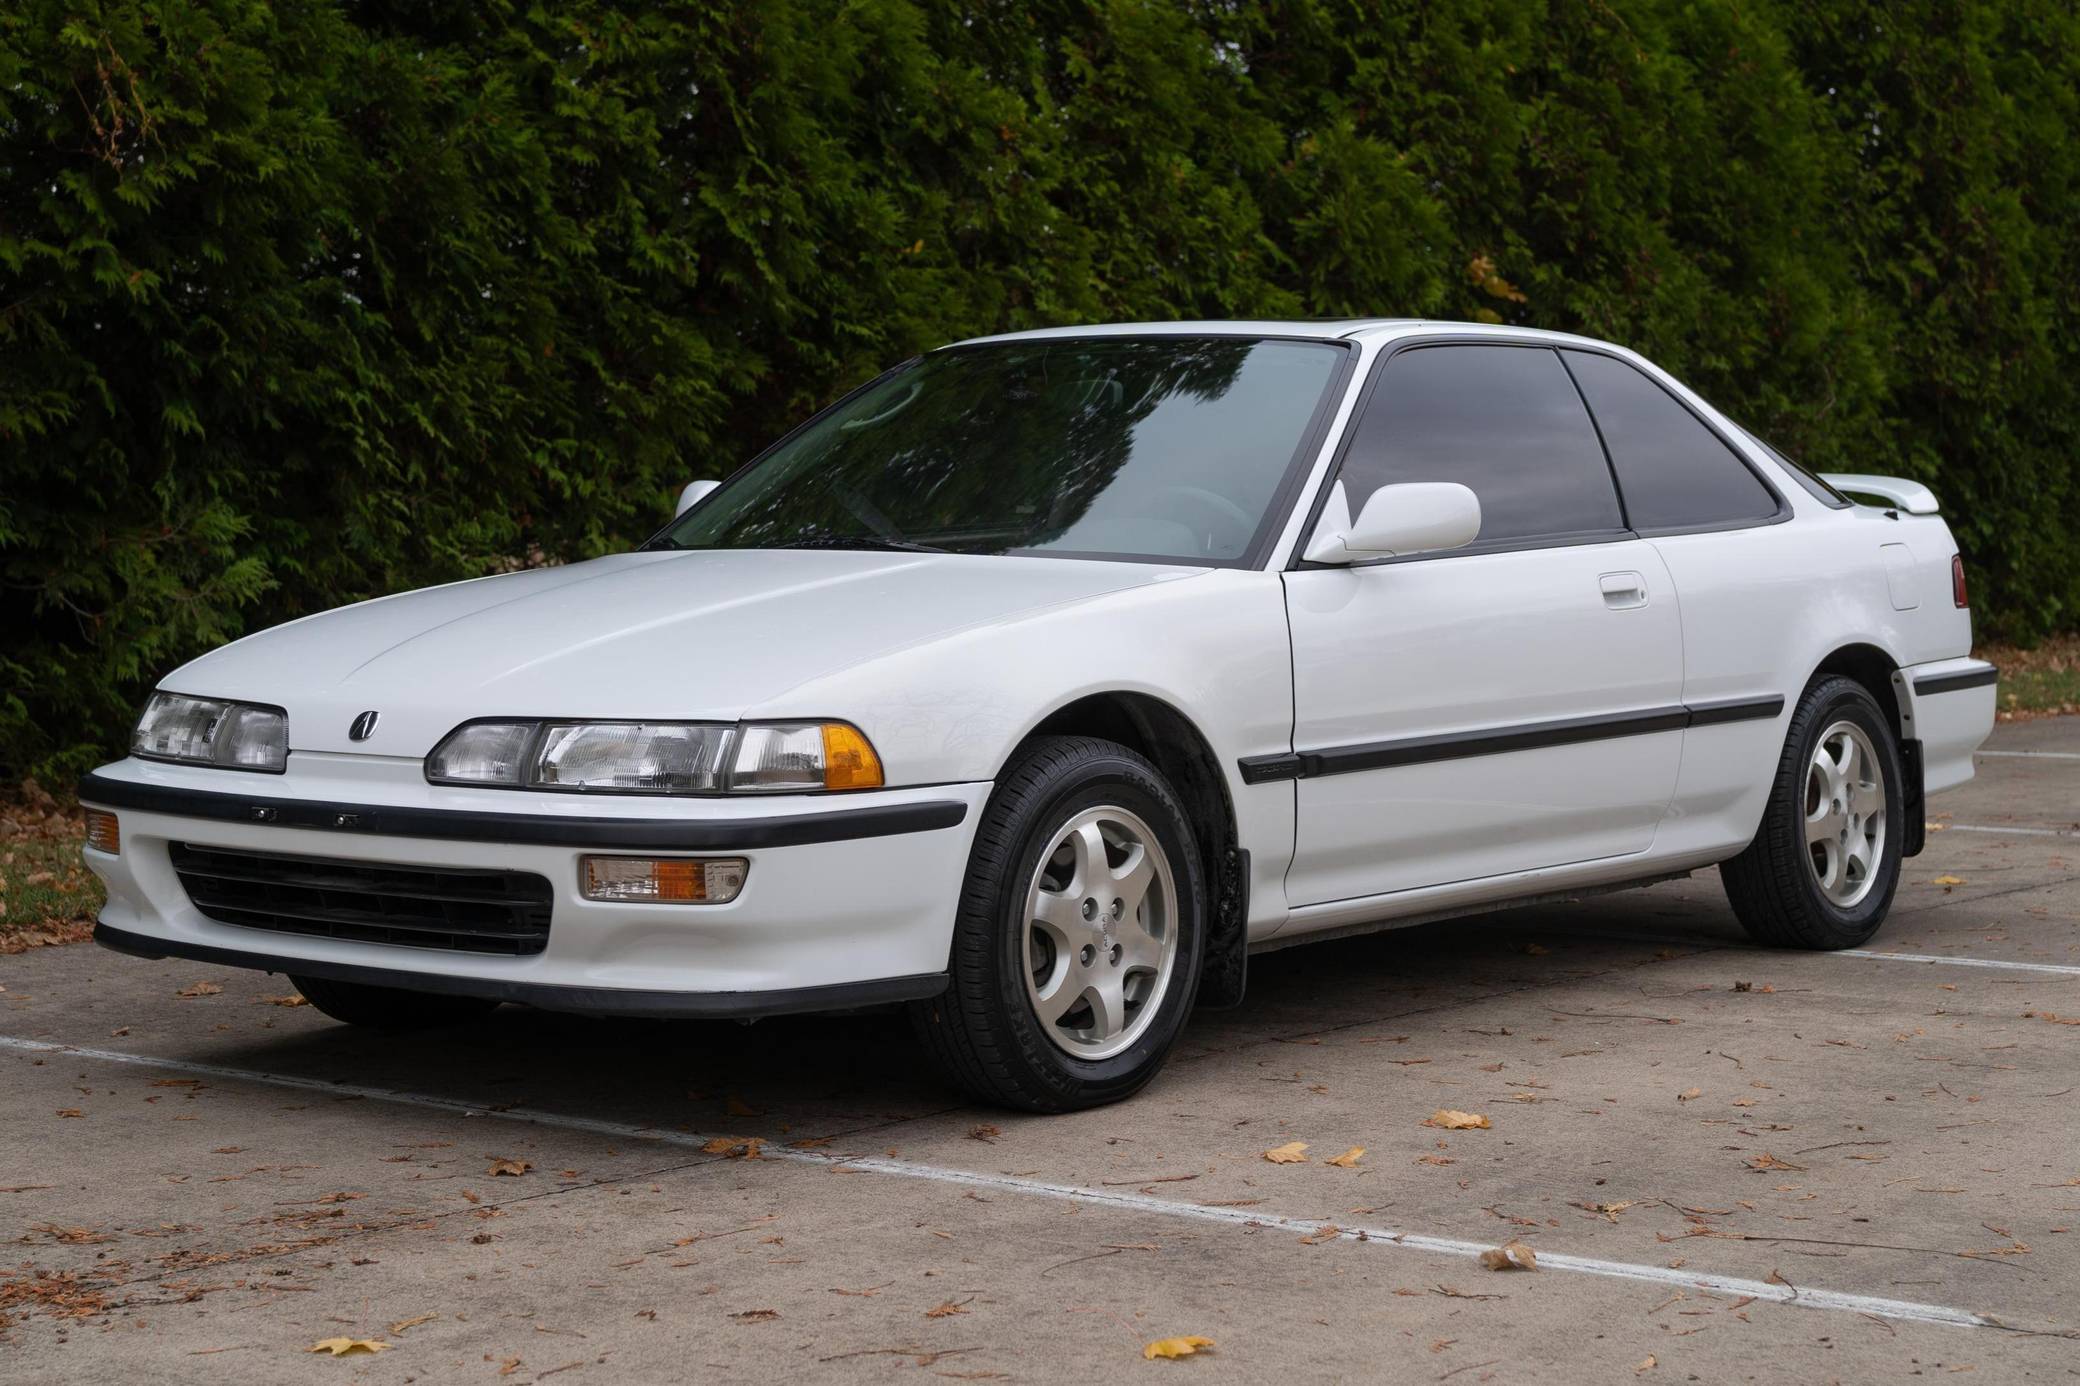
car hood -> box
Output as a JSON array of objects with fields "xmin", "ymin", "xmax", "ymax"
[{"xmin": 161, "ymin": 549, "xmax": 1205, "ymax": 756}]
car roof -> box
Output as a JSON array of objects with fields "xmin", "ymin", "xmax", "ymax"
[{"xmin": 945, "ymin": 319, "xmax": 1624, "ymax": 352}]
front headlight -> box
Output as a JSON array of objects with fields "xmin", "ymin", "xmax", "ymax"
[
  {"xmin": 132, "ymin": 692, "xmax": 289, "ymax": 773},
  {"xmin": 425, "ymin": 720, "xmax": 884, "ymax": 794}
]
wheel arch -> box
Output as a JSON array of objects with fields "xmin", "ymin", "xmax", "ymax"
[
  {"xmin": 1013, "ymin": 691, "xmax": 1249, "ymax": 1008},
  {"xmin": 1805, "ymin": 641, "xmax": 1925, "ymax": 856}
]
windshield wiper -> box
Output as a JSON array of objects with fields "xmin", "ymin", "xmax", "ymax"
[{"xmin": 781, "ymin": 533, "xmax": 949, "ymax": 554}]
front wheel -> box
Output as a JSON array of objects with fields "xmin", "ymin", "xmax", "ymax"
[
  {"xmin": 910, "ymin": 736, "xmax": 1205, "ymax": 1112},
  {"xmin": 1721, "ymin": 676, "xmax": 1905, "ymax": 949}
]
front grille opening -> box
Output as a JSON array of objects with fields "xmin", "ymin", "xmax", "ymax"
[{"xmin": 171, "ymin": 843, "xmax": 553, "ymax": 956}]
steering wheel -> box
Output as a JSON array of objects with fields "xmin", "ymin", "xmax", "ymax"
[{"xmin": 1140, "ymin": 485, "xmax": 1255, "ymax": 555}]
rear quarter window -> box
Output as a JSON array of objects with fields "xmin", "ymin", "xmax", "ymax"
[{"xmin": 1561, "ymin": 351, "xmax": 1783, "ymax": 532}]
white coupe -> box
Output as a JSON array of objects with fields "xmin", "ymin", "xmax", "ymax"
[{"xmin": 82, "ymin": 320, "xmax": 1998, "ymax": 1110}]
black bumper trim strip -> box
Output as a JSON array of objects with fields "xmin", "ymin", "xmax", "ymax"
[
  {"xmin": 1912, "ymin": 664, "xmax": 1999, "ymax": 696},
  {"xmin": 77, "ymin": 772, "xmax": 967, "ymax": 850},
  {"xmin": 93, "ymin": 923, "xmax": 948, "ymax": 1019},
  {"xmin": 1237, "ymin": 695, "xmax": 1784, "ymax": 784}
]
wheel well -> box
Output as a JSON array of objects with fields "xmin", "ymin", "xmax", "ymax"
[
  {"xmin": 1810, "ymin": 643, "xmax": 1904, "ymax": 736},
  {"xmin": 1020, "ymin": 693, "xmax": 1248, "ymax": 1007}
]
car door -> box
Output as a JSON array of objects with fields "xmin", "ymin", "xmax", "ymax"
[{"xmin": 1281, "ymin": 342, "xmax": 1685, "ymax": 908}]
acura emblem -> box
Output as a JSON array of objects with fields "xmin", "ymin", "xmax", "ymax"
[{"xmin": 349, "ymin": 710, "xmax": 381, "ymax": 741}]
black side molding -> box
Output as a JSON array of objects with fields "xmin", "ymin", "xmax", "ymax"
[
  {"xmin": 93, "ymin": 923, "xmax": 948, "ymax": 1020},
  {"xmin": 76, "ymin": 772, "xmax": 967, "ymax": 851},
  {"xmin": 1912, "ymin": 663, "xmax": 1998, "ymax": 696},
  {"xmin": 1238, "ymin": 696, "xmax": 1784, "ymax": 784}
]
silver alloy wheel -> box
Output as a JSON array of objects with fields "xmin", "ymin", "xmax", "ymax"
[
  {"xmin": 1804, "ymin": 720, "xmax": 1887, "ymax": 908},
  {"xmin": 1021, "ymin": 805, "xmax": 1179, "ymax": 1061}
]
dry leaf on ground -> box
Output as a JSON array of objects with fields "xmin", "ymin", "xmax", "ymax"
[
  {"xmin": 1425, "ymin": 1110, "xmax": 1491, "ymax": 1130},
  {"xmin": 1676, "ymin": 1088, "xmax": 1702, "ymax": 1102},
  {"xmin": 487, "ymin": 1158, "xmax": 531, "ymax": 1177},
  {"xmin": 730, "ymin": 1308, "xmax": 779, "ymax": 1323},
  {"xmin": 1143, "ymin": 1335, "xmax": 1215, "ymax": 1360},
  {"xmin": 1931, "ymin": 875, "xmax": 1965, "ymax": 886},
  {"xmin": 174, "ymin": 981, "xmax": 222, "ymax": 998},
  {"xmin": 267, "ymin": 994, "xmax": 309, "ymax": 1007},
  {"xmin": 1262, "ymin": 1141, "xmax": 1309, "ymax": 1164},
  {"xmin": 308, "ymin": 1338, "xmax": 389, "ymax": 1356},
  {"xmin": 1746, "ymin": 1153, "xmax": 1803, "ymax": 1172},
  {"xmin": 388, "ymin": 1313, "xmax": 438, "ymax": 1334},
  {"xmin": 725, "ymin": 1094, "xmax": 762, "ymax": 1117},
  {"xmin": 1299, "ymin": 1224, "xmax": 1342, "ymax": 1245},
  {"xmin": 924, "ymin": 1298, "xmax": 971, "ymax": 1318},
  {"xmin": 1477, "ymin": 1241, "xmax": 1538, "ymax": 1272},
  {"xmin": 701, "ymin": 1136, "xmax": 764, "ymax": 1159},
  {"xmin": 1326, "ymin": 1146, "xmax": 1365, "ymax": 1167}
]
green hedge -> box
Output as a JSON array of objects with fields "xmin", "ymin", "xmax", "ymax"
[{"xmin": 5, "ymin": 1, "xmax": 2076, "ymax": 781}]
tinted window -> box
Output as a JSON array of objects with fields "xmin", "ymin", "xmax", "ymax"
[
  {"xmin": 1561, "ymin": 351, "xmax": 1781, "ymax": 530},
  {"xmin": 1738, "ymin": 426, "xmax": 1852, "ymax": 509},
  {"xmin": 1334, "ymin": 345, "xmax": 1623, "ymax": 545},
  {"xmin": 650, "ymin": 337, "xmax": 1345, "ymax": 563}
]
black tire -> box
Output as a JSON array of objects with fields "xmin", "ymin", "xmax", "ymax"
[
  {"xmin": 909, "ymin": 736, "xmax": 1206, "ymax": 1112},
  {"xmin": 1721, "ymin": 676, "xmax": 1905, "ymax": 949},
  {"xmin": 289, "ymin": 975, "xmax": 502, "ymax": 1031}
]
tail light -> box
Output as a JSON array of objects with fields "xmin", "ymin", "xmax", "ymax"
[{"xmin": 1952, "ymin": 554, "xmax": 1969, "ymax": 608}]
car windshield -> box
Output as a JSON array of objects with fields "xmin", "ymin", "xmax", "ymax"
[{"xmin": 648, "ymin": 336, "xmax": 1346, "ymax": 563}]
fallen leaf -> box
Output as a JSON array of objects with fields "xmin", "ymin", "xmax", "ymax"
[
  {"xmin": 174, "ymin": 982, "xmax": 222, "ymax": 999},
  {"xmin": 1425, "ymin": 1110, "xmax": 1491, "ymax": 1130},
  {"xmin": 1676, "ymin": 1088, "xmax": 1702, "ymax": 1103},
  {"xmin": 388, "ymin": 1313, "xmax": 438, "ymax": 1334},
  {"xmin": 1326, "ymin": 1147, "xmax": 1365, "ymax": 1168},
  {"xmin": 1143, "ymin": 1336, "xmax": 1215, "ymax": 1360},
  {"xmin": 1299, "ymin": 1224, "xmax": 1342, "ymax": 1245},
  {"xmin": 725, "ymin": 1094, "xmax": 761, "ymax": 1118},
  {"xmin": 308, "ymin": 1338, "xmax": 389, "ymax": 1357},
  {"xmin": 1478, "ymin": 1241, "xmax": 1538, "ymax": 1271},
  {"xmin": 56, "ymin": 1109, "xmax": 83, "ymax": 1118},
  {"xmin": 1262, "ymin": 1142, "xmax": 1309, "ymax": 1164},
  {"xmin": 1746, "ymin": 1153, "xmax": 1804, "ymax": 1172},
  {"xmin": 1931, "ymin": 875, "xmax": 1965, "ymax": 886},
  {"xmin": 487, "ymin": 1158, "xmax": 531, "ymax": 1177},
  {"xmin": 967, "ymin": 1125, "xmax": 1001, "ymax": 1143},
  {"xmin": 924, "ymin": 1299, "xmax": 971, "ymax": 1318},
  {"xmin": 701, "ymin": 1137, "xmax": 763, "ymax": 1159},
  {"xmin": 267, "ymin": 994, "xmax": 309, "ymax": 1007},
  {"xmin": 730, "ymin": 1308, "xmax": 779, "ymax": 1323},
  {"xmin": 1637, "ymin": 1354, "xmax": 1658, "ymax": 1373}
]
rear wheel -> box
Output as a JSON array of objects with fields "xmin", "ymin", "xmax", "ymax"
[
  {"xmin": 290, "ymin": 975, "xmax": 502, "ymax": 1031},
  {"xmin": 910, "ymin": 736, "xmax": 1205, "ymax": 1111},
  {"xmin": 1721, "ymin": 676, "xmax": 1904, "ymax": 949}
]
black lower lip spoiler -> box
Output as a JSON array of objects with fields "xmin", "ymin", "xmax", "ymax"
[
  {"xmin": 76, "ymin": 771, "xmax": 967, "ymax": 851},
  {"xmin": 93, "ymin": 923, "xmax": 947, "ymax": 1020}
]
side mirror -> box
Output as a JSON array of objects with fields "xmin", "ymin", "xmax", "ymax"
[
  {"xmin": 676, "ymin": 479, "xmax": 721, "ymax": 517},
  {"xmin": 1303, "ymin": 481, "xmax": 1481, "ymax": 564}
]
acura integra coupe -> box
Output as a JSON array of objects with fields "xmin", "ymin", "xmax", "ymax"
[{"xmin": 81, "ymin": 320, "xmax": 1997, "ymax": 1110}]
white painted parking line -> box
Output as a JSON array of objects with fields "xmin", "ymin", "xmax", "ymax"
[
  {"xmin": 1976, "ymin": 749, "xmax": 2080, "ymax": 761},
  {"xmin": 1838, "ymin": 949, "xmax": 2080, "ymax": 977},
  {"xmin": 0, "ymin": 1035, "xmax": 2020, "ymax": 1333},
  {"xmin": 1944, "ymin": 823, "xmax": 2077, "ymax": 838}
]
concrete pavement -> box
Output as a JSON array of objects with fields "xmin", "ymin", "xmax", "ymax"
[{"xmin": 3, "ymin": 721, "xmax": 2076, "ymax": 1382}]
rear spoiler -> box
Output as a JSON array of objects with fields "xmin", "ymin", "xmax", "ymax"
[{"xmin": 1821, "ymin": 473, "xmax": 1939, "ymax": 515}]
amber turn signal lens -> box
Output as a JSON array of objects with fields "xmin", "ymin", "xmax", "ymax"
[
  {"xmin": 84, "ymin": 810, "xmax": 120, "ymax": 855},
  {"xmin": 820, "ymin": 722, "xmax": 884, "ymax": 790},
  {"xmin": 579, "ymin": 855, "xmax": 747, "ymax": 904}
]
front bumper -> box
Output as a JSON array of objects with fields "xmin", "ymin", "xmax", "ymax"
[{"xmin": 79, "ymin": 754, "xmax": 989, "ymax": 1017}]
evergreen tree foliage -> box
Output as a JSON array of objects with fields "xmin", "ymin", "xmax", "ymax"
[{"xmin": 3, "ymin": 1, "xmax": 2075, "ymax": 778}]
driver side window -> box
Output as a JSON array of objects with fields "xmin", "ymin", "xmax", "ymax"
[{"xmin": 1335, "ymin": 345, "xmax": 1625, "ymax": 548}]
